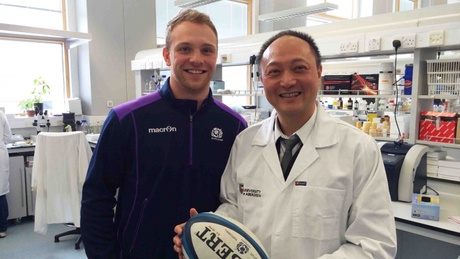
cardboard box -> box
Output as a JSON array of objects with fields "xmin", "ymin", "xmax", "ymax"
[
  {"xmin": 437, "ymin": 159, "xmax": 460, "ymax": 169},
  {"xmin": 350, "ymin": 73, "xmax": 379, "ymax": 95},
  {"xmin": 427, "ymin": 164, "xmax": 438, "ymax": 174},
  {"xmin": 322, "ymin": 75, "xmax": 351, "ymax": 95},
  {"xmin": 457, "ymin": 117, "xmax": 460, "ymax": 144},
  {"xmin": 427, "ymin": 150, "xmax": 447, "ymax": 160},
  {"xmin": 438, "ymin": 166, "xmax": 460, "ymax": 179},
  {"xmin": 411, "ymin": 193, "xmax": 440, "ymax": 221},
  {"xmin": 418, "ymin": 111, "xmax": 457, "ymax": 143}
]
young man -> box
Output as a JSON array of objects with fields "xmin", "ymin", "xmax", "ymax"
[
  {"xmin": 81, "ymin": 9, "xmax": 247, "ymax": 258},
  {"xmin": 174, "ymin": 30, "xmax": 397, "ymax": 259}
]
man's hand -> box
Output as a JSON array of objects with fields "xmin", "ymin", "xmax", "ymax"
[{"xmin": 173, "ymin": 208, "xmax": 198, "ymax": 259}]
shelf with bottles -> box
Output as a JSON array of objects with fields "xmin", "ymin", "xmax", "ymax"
[
  {"xmin": 319, "ymin": 95, "xmax": 411, "ymax": 113},
  {"xmin": 317, "ymin": 87, "xmax": 412, "ymax": 98},
  {"xmin": 143, "ymin": 72, "xmax": 166, "ymax": 95},
  {"xmin": 213, "ymin": 89, "xmax": 265, "ymax": 97}
]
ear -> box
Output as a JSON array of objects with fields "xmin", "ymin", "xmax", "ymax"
[
  {"xmin": 317, "ymin": 64, "xmax": 323, "ymax": 79},
  {"xmin": 259, "ymin": 72, "xmax": 264, "ymax": 84},
  {"xmin": 163, "ymin": 47, "xmax": 171, "ymax": 66}
]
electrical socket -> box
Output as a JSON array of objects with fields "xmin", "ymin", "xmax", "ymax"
[
  {"xmin": 429, "ymin": 30, "xmax": 444, "ymax": 46},
  {"xmin": 367, "ymin": 37, "xmax": 380, "ymax": 51},
  {"xmin": 340, "ymin": 40, "xmax": 358, "ymax": 54},
  {"xmin": 401, "ymin": 34, "xmax": 416, "ymax": 48},
  {"xmin": 107, "ymin": 100, "xmax": 113, "ymax": 108},
  {"xmin": 220, "ymin": 54, "xmax": 231, "ymax": 63}
]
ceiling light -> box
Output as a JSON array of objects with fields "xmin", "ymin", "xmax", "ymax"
[
  {"xmin": 174, "ymin": 0, "xmax": 222, "ymax": 8},
  {"xmin": 258, "ymin": 3, "xmax": 339, "ymax": 22}
]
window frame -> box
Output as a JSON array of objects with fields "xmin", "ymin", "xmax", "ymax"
[{"xmin": 0, "ymin": 0, "xmax": 90, "ymax": 114}]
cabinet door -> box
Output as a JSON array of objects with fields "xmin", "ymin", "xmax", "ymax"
[
  {"xmin": 24, "ymin": 166, "xmax": 36, "ymax": 216},
  {"xmin": 6, "ymin": 156, "xmax": 27, "ymax": 220}
]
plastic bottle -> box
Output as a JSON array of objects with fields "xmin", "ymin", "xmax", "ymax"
[
  {"xmin": 379, "ymin": 62, "xmax": 394, "ymax": 95},
  {"xmin": 80, "ymin": 119, "xmax": 89, "ymax": 134},
  {"xmin": 404, "ymin": 64, "xmax": 413, "ymax": 95}
]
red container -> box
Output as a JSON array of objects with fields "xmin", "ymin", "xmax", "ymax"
[{"xmin": 419, "ymin": 111, "xmax": 457, "ymax": 143}]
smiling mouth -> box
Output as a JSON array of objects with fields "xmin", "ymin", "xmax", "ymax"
[
  {"xmin": 186, "ymin": 69, "xmax": 206, "ymax": 74},
  {"xmin": 280, "ymin": 92, "xmax": 300, "ymax": 98}
]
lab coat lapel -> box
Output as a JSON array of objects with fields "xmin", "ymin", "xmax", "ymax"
[
  {"xmin": 263, "ymin": 143, "xmax": 286, "ymax": 184},
  {"xmin": 284, "ymin": 139, "xmax": 319, "ymax": 186},
  {"xmin": 254, "ymin": 113, "xmax": 287, "ymax": 184},
  {"xmin": 284, "ymin": 104, "xmax": 339, "ymax": 186}
]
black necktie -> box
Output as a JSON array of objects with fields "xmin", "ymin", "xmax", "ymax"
[{"xmin": 280, "ymin": 136, "xmax": 300, "ymax": 179}]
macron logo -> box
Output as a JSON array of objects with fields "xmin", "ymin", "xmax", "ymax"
[{"xmin": 148, "ymin": 126, "xmax": 177, "ymax": 133}]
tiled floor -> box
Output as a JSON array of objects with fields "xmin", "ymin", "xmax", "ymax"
[{"xmin": 0, "ymin": 216, "xmax": 87, "ymax": 259}]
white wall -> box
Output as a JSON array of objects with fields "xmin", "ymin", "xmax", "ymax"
[{"xmin": 77, "ymin": 0, "xmax": 157, "ymax": 116}]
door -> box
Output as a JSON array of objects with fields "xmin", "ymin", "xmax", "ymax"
[{"xmin": 6, "ymin": 156, "xmax": 27, "ymax": 220}]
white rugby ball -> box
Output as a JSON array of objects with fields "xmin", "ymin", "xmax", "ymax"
[{"xmin": 182, "ymin": 212, "xmax": 269, "ymax": 259}]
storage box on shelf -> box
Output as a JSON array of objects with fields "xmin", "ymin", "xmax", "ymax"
[
  {"xmin": 419, "ymin": 111, "xmax": 458, "ymax": 144},
  {"xmin": 351, "ymin": 73, "xmax": 379, "ymax": 95},
  {"xmin": 427, "ymin": 59, "xmax": 460, "ymax": 96}
]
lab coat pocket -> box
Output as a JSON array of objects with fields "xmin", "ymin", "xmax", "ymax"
[{"xmin": 292, "ymin": 186, "xmax": 345, "ymax": 240}]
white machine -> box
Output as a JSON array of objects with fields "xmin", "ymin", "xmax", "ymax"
[{"xmin": 379, "ymin": 142, "xmax": 429, "ymax": 202}]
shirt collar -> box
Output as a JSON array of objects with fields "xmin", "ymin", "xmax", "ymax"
[{"xmin": 274, "ymin": 105, "xmax": 318, "ymax": 143}]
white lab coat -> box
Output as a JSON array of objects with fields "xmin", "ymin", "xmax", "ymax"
[
  {"xmin": 0, "ymin": 111, "xmax": 12, "ymax": 196},
  {"xmin": 31, "ymin": 132, "xmax": 92, "ymax": 234},
  {"xmin": 216, "ymin": 102, "xmax": 397, "ymax": 259}
]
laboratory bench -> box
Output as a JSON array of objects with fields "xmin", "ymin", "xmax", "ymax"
[{"xmin": 392, "ymin": 194, "xmax": 460, "ymax": 259}]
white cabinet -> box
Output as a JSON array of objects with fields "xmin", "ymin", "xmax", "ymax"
[
  {"xmin": 25, "ymin": 166, "xmax": 36, "ymax": 216},
  {"xmin": 6, "ymin": 155, "xmax": 36, "ymax": 220},
  {"xmin": 6, "ymin": 156, "xmax": 27, "ymax": 220}
]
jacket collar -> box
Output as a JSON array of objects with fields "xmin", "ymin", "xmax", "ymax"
[{"xmin": 159, "ymin": 77, "xmax": 215, "ymax": 111}]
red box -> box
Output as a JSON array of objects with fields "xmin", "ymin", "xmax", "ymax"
[
  {"xmin": 351, "ymin": 74, "xmax": 379, "ymax": 95},
  {"xmin": 419, "ymin": 111, "xmax": 457, "ymax": 143}
]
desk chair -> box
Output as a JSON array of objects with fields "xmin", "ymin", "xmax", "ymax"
[{"xmin": 31, "ymin": 131, "xmax": 92, "ymax": 250}]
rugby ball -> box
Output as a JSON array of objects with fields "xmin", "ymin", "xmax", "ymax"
[{"xmin": 182, "ymin": 212, "xmax": 269, "ymax": 259}]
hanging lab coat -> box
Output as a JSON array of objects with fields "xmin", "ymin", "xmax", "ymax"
[
  {"xmin": 0, "ymin": 110, "xmax": 12, "ymax": 196},
  {"xmin": 31, "ymin": 132, "xmax": 92, "ymax": 234},
  {"xmin": 216, "ymin": 101, "xmax": 397, "ymax": 259}
]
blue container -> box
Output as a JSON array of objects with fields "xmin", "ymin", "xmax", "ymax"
[{"xmin": 404, "ymin": 64, "xmax": 413, "ymax": 95}]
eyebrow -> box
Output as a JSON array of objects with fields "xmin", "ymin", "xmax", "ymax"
[
  {"xmin": 175, "ymin": 42, "xmax": 216, "ymax": 48},
  {"xmin": 266, "ymin": 57, "xmax": 308, "ymax": 67}
]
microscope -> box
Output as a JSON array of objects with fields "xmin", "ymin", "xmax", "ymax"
[{"xmin": 32, "ymin": 107, "xmax": 51, "ymax": 134}]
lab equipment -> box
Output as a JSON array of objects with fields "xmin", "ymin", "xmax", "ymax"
[
  {"xmin": 380, "ymin": 143, "xmax": 428, "ymax": 202},
  {"xmin": 32, "ymin": 109, "xmax": 50, "ymax": 134},
  {"xmin": 62, "ymin": 112, "xmax": 77, "ymax": 132},
  {"xmin": 411, "ymin": 193, "xmax": 440, "ymax": 221}
]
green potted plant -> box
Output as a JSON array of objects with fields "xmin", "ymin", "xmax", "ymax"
[
  {"xmin": 18, "ymin": 77, "xmax": 51, "ymax": 117},
  {"xmin": 18, "ymin": 98, "xmax": 35, "ymax": 117}
]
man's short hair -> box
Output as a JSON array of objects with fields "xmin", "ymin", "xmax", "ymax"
[
  {"xmin": 165, "ymin": 9, "xmax": 218, "ymax": 49},
  {"xmin": 257, "ymin": 30, "xmax": 322, "ymax": 72}
]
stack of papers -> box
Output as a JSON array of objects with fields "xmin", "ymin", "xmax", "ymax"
[
  {"xmin": 86, "ymin": 133, "xmax": 100, "ymax": 142},
  {"xmin": 448, "ymin": 216, "xmax": 460, "ymax": 225}
]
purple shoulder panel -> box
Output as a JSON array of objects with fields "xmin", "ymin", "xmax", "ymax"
[
  {"xmin": 113, "ymin": 91, "xmax": 161, "ymax": 120},
  {"xmin": 213, "ymin": 99, "xmax": 248, "ymax": 128}
]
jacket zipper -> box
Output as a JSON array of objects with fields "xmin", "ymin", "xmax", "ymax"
[{"xmin": 189, "ymin": 114, "xmax": 193, "ymax": 166}]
